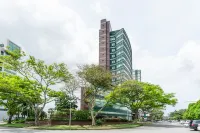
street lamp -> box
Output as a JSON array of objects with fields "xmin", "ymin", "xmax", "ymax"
[{"xmin": 69, "ymin": 91, "xmax": 73, "ymax": 127}]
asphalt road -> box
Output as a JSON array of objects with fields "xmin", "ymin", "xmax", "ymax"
[{"xmin": 0, "ymin": 123, "xmax": 195, "ymax": 133}]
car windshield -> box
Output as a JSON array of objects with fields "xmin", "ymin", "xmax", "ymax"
[{"xmin": 193, "ymin": 120, "xmax": 200, "ymax": 123}]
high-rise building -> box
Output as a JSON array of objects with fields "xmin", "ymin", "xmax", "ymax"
[
  {"xmin": 97, "ymin": 19, "xmax": 132, "ymax": 120},
  {"xmin": 99, "ymin": 19, "xmax": 111, "ymax": 70},
  {"xmin": 133, "ymin": 69, "xmax": 141, "ymax": 82},
  {"xmin": 99, "ymin": 19, "xmax": 132, "ymax": 85},
  {"xmin": 80, "ymin": 19, "xmax": 134, "ymax": 120}
]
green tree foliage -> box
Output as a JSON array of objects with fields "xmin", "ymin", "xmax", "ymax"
[
  {"xmin": 169, "ymin": 109, "xmax": 186, "ymax": 120},
  {"xmin": 78, "ymin": 64, "xmax": 112, "ymax": 126},
  {"xmin": 0, "ymin": 73, "xmax": 38, "ymax": 123},
  {"xmin": 107, "ymin": 80, "xmax": 177, "ymax": 119},
  {"xmin": 183, "ymin": 101, "xmax": 200, "ymax": 120},
  {"xmin": 150, "ymin": 109, "xmax": 164, "ymax": 121},
  {"xmin": 55, "ymin": 93, "xmax": 78, "ymax": 111},
  {"xmin": 0, "ymin": 50, "xmax": 72, "ymax": 125}
]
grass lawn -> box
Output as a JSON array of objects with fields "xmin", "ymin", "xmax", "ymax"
[
  {"xmin": 0, "ymin": 123, "xmax": 29, "ymax": 128},
  {"xmin": 32, "ymin": 123, "xmax": 141, "ymax": 130},
  {"xmin": 0, "ymin": 123, "xmax": 141, "ymax": 130}
]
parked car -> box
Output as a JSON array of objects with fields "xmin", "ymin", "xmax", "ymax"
[
  {"xmin": 197, "ymin": 124, "xmax": 200, "ymax": 131},
  {"xmin": 180, "ymin": 120, "xmax": 185, "ymax": 124},
  {"xmin": 189, "ymin": 120, "xmax": 200, "ymax": 131},
  {"xmin": 184, "ymin": 121, "xmax": 189, "ymax": 127}
]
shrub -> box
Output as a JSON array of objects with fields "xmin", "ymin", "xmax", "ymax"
[
  {"xmin": 14, "ymin": 119, "xmax": 25, "ymax": 123},
  {"xmin": 96, "ymin": 119, "xmax": 103, "ymax": 126},
  {"xmin": 50, "ymin": 117, "xmax": 68, "ymax": 121},
  {"xmin": 104, "ymin": 118, "xmax": 120, "ymax": 122},
  {"xmin": 74, "ymin": 110, "xmax": 90, "ymax": 120},
  {"xmin": 26, "ymin": 117, "xmax": 35, "ymax": 121},
  {"xmin": 120, "ymin": 118, "xmax": 129, "ymax": 122},
  {"xmin": 103, "ymin": 118, "xmax": 129, "ymax": 122}
]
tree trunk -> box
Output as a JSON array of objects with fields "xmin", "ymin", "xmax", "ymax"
[
  {"xmin": 17, "ymin": 112, "xmax": 19, "ymax": 119},
  {"xmin": 134, "ymin": 111, "xmax": 138, "ymax": 121},
  {"xmin": 34, "ymin": 108, "xmax": 39, "ymax": 126},
  {"xmin": 91, "ymin": 110, "xmax": 96, "ymax": 126},
  {"xmin": 8, "ymin": 115, "xmax": 13, "ymax": 124},
  {"xmin": 34, "ymin": 114, "xmax": 39, "ymax": 126}
]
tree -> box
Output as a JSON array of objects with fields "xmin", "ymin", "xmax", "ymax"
[
  {"xmin": 183, "ymin": 101, "xmax": 200, "ymax": 120},
  {"xmin": 59, "ymin": 78, "xmax": 80, "ymax": 126},
  {"xmin": 169, "ymin": 109, "xmax": 186, "ymax": 120},
  {"xmin": 107, "ymin": 80, "xmax": 177, "ymax": 120},
  {"xmin": 55, "ymin": 93, "xmax": 78, "ymax": 111},
  {"xmin": 0, "ymin": 50, "xmax": 72, "ymax": 125},
  {"xmin": 78, "ymin": 64, "xmax": 112, "ymax": 126},
  {"xmin": 150, "ymin": 109, "xmax": 164, "ymax": 121},
  {"xmin": 0, "ymin": 73, "xmax": 35, "ymax": 123}
]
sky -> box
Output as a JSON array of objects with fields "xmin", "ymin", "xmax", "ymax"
[{"xmin": 0, "ymin": 0, "xmax": 200, "ymax": 115}]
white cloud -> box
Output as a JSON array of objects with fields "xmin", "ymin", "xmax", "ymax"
[
  {"xmin": 90, "ymin": 0, "xmax": 110, "ymax": 17},
  {"xmin": 134, "ymin": 40, "xmax": 200, "ymax": 113},
  {"xmin": 90, "ymin": 1, "xmax": 103, "ymax": 14},
  {"xmin": 0, "ymin": 0, "xmax": 99, "ymax": 68}
]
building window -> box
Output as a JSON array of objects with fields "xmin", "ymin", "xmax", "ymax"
[
  {"xmin": 117, "ymin": 71, "xmax": 121, "ymax": 74},
  {"xmin": 111, "ymin": 38, "xmax": 115, "ymax": 41},
  {"xmin": 111, "ymin": 54, "xmax": 115, "ymax": 58},
  {"xmin": 111, "ymin": 49, "xmax": 115, "ymax": 52},
  {"xmin": 117, "ymin": 64, "xmax": 121, "ymax": 68},
  {"xmin": 1, "ymin": 51, "xmax": 3, "ymax": 55},
  {"xmin": 112, "ymin": 60, "xmax": 115, "ymax": 63},
  {"xmin": 117, "ymin": 58, "xmax": 121, "ymax": 62},
  {"xmin": 117, "ymin": 52, "xmax": 122, "ymax": 56}
]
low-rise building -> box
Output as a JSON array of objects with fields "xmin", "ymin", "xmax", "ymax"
[{"xmin": 0, "ymin": 39, "xmax": 20, "ymax": 74}]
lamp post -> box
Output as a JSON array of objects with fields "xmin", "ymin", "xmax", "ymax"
[{"xmin": 69, "ymin": 92, "xmax": 73, "ymax": 127}]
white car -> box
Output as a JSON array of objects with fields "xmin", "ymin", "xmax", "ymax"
[
  {"xmin": 184, "ymin": 121, "xmax": 189, "ymax": 127},
  {"xmin": 197, "ymin": 124, "xmax": 200, "ymax": 130},
  {"xmin": 180, "ymin": 120, "xmax": 185, "ymax": 124}
]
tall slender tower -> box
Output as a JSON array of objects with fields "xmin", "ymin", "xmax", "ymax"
[
  {"xmin": 99, "ymin": 19, "xmax": 111, "ymax": 70},
  {"xmin": 99, "ymin": 19, "xmax": 132, "ymax": 85}
]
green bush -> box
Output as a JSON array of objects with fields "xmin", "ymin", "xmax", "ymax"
[
  {"xmin": 96, "ymin": 119, "xmax": 103, "ymax": 126},
  {"xmin": 120, "ymin": 118, "xmax": 129, "ymax": 122},
  {"xmin": 26, "ymin": 117, "xmax": 35, "ymax": 121},
  {"xmin": 103, "ymin": 118, "xmax": 129, "ymax": 122},
  {"xmin": 14, "ymin": 119, "xmax": 25, "ymax": 123},
  {"xmin": 104, "ymin": 118, "xmax": 120, "ymax": 122},
  {"xmin": 74, "ymin": 110, "xmax": 90, "ymax": 120},
  {"xmin": 50, "ymin": 110, "xmax": 90, "ymax": 121},
  {"xmin": 50, "ymin": 117, "xmax": 68, "ymax": 121}
]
